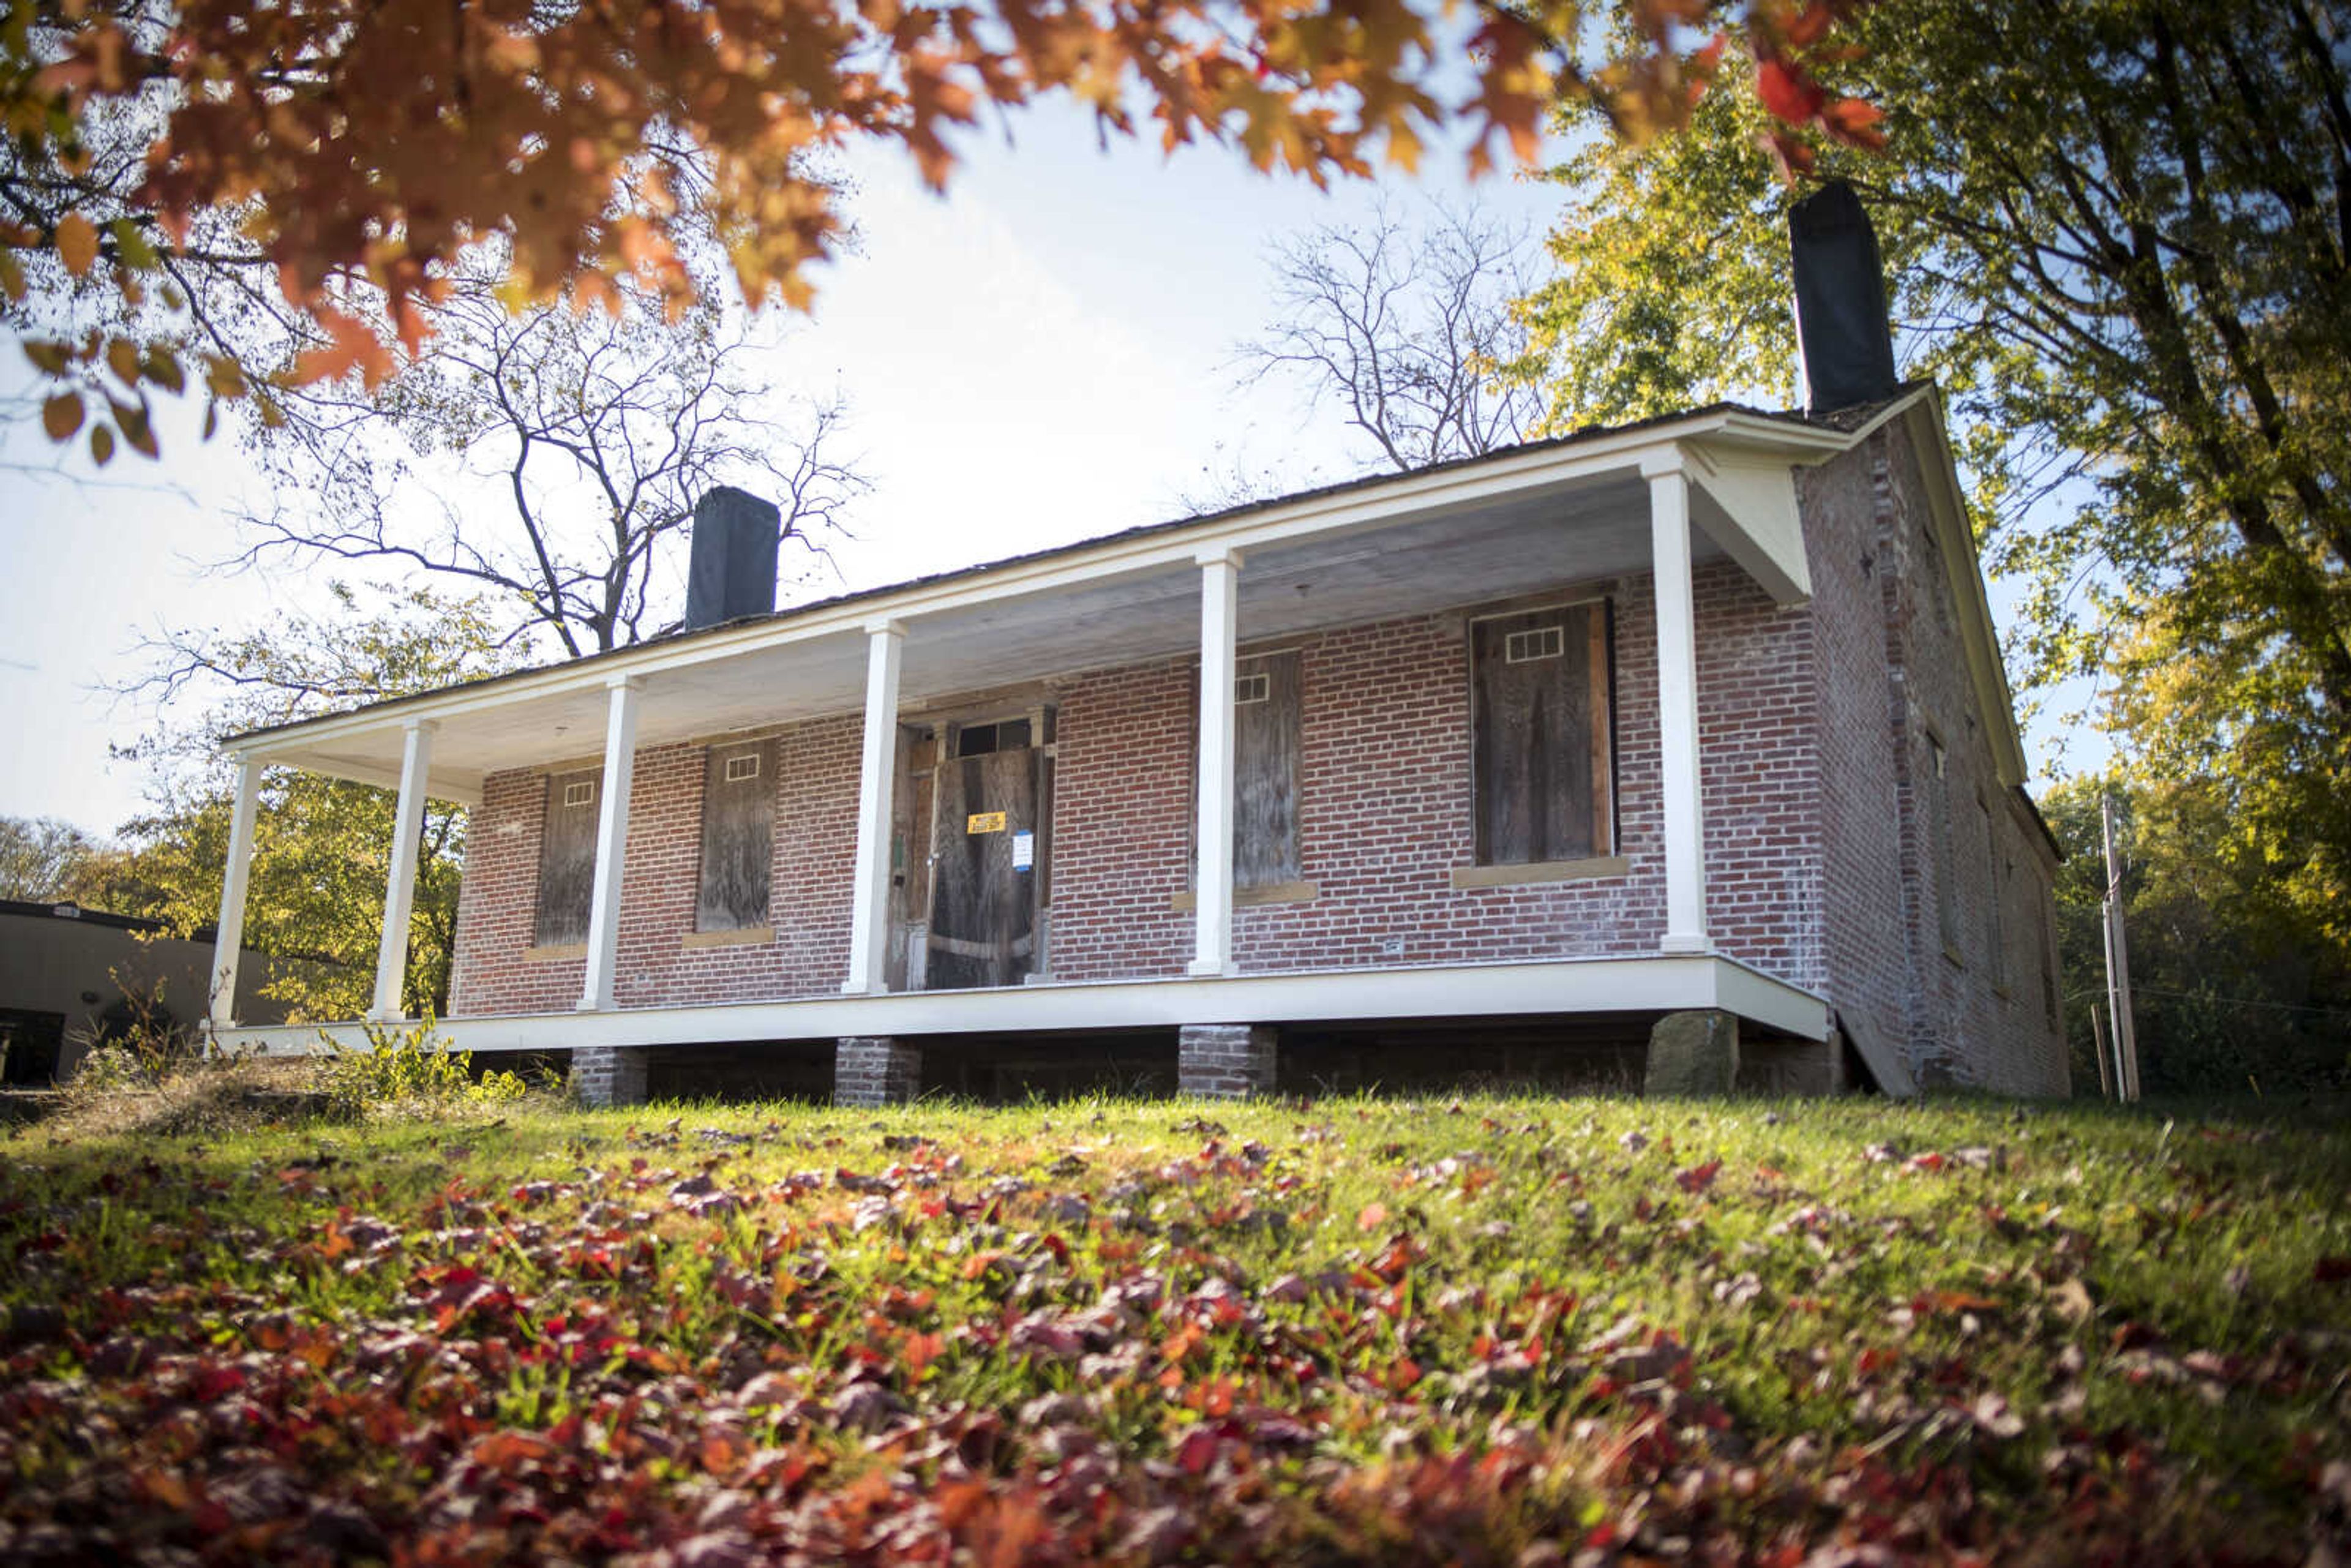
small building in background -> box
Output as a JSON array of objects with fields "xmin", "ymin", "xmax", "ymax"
[{"xmin": 0, "ymin": 900, "xmax": 299, "ymax": 1084}]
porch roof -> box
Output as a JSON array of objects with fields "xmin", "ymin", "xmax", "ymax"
[{"xmin": 225, "ymin": 391, "xmax": 1993, "ymax": 806}]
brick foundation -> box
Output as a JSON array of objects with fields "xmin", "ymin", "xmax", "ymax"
[
  {"xmin": 569, "ymin": 1045, "xmax": 649, "ymax": 1107},
  {"xmin": 835, "ymin": 1037, "xmax": 921, "ymax": 1107},
  {"xmin": 1179, "ymin": 1024, "xmax": 1278, "ymax": 1098}
]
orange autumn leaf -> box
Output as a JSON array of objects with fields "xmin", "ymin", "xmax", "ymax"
[
  {"xmin": 54, "ymin": 212, "xmax": 98, "ymax": 276},
  {"xmin": 40, "ymin": 394, "xmax": 82, "ymax": 440}
]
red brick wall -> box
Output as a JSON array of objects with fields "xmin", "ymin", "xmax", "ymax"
[
  {"xmin": 1805, "ymin": 422, "xmax": 2069, "ymax": 1095},
  {"xmin": 449, "ymin": 716, "xmax": 859, "ymax": 1018},
  {"xmin": 1046, "ymin": 575, "xmax": 1817, "ymax": 983}
]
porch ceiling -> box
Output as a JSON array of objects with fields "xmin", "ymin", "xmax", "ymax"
[{"xmin": 258, "ymin": 460, "xmax": 1738, "ymax": 803}]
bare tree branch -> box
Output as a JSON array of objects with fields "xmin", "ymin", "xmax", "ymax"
[{"xmin": 1231, "ymin": 200, "xmax": 1547, "ymax": 476}]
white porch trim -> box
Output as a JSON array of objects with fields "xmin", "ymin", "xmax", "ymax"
[
  {"xmin": 1684, "ymin": 443, "xmax": 1811, "ymax": 606},
  {"xmin": 842, "ymin": 619, "xmax": 905, "ymax": 996},
  {"xmin": 578, "ymin": 677, "xmax": 642, "ymax": 1013},
  {"xmin": 1644, "ymin": 454, "xmax": 1709, "ymax": 954},
  {"xmin": 367, "ymin": 719, "xmax": 437, "ymax": 1022},
  {"xmin": 223, "ymin": 405, "xmax": 1870, "ymax": 784},
  {"xmin": 218, "ymin": 953, "xmax": 1831, "ymax": 1058},
  {"xmin": 206, "ymin": 754, "xmax": 264, "ymax": 1029},
  {"xmin": 1190, "ymin": 547, "xmax": 1242, "ymax": 978}
]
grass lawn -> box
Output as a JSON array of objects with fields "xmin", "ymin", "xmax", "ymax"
[{"xmin": 4, "ymin": 1089, "xmax": 2349, "ymax": 1564}]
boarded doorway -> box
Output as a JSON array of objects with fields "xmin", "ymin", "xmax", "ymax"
[
  {"xmin": 890, "ymin": 709, "xmax": 1054, "ymax": 991},
  {"xmin": 0, "ymin": 1008, "xmax": 64, "ymax": 1086}
]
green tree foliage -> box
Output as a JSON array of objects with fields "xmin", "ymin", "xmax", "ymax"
[
  {"xmin": 1523, "ymin": 0, "xmax": 2351, "ymax": 943},
  {"xmin": 2044, "ymin": 773, "xmax": 2351, "ymax": 1096},
  {"xmin": 107, "ymin": 588, "xmax": 526, "ymax": 1021},
  {"xmin": 0, "ymin": 816, "xmax": 108, "ymax": 902}
]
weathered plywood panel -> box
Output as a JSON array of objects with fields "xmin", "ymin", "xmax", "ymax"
[
  {"xmin": 533, "ymin": 768, "xmax": 601, "ymax": 947},
  {"xmin": 696, "ymin": 739, "xmax": 777, "ymax": 932},
  {"xmin": 927, "ymin": 746, "xmax": 1038, "ymax": 989},
  {"xmin": 886, "ymin": 724, "xmax": 937, "ymax": 992},
  {"xmin": 1472, "ymin": 606, "xmax": 1603, "ymax": 866},
  {"xmin": 1234, "ymin": 651, "xmax": 1301, "ymax": 887}
]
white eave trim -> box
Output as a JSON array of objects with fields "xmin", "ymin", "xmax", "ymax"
[
  {"xmin": 226, "ymin": 409, "xmax": 1864, "ymax": 763},
  {"xmin": 1899, "ymin": 397, "xmax": 2030, "ymax": 786}
]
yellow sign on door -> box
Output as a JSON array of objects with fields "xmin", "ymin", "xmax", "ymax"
[{"xmin": 966, "ymin": 811, "xmax": 1007, "ymax": 835}]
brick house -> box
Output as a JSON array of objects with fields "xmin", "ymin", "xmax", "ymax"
[
  {"xmin": 203, "ymin": 190, "xmax": 2069, "ymax": 1105},
  {"xmin": 203, "ymin": 379, "xmax": 2068, "ymax": 1104}
]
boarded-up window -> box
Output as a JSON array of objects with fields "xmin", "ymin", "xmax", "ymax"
[
  {"xmin": 698, "ymin": 739, "xmax": 778, "ymax": 932},
  {"xmin": 1471, "ymin": 604, "xmax": 1613, "ymax": 866},
  {"xmin": 1234, "ymin": 652, "xmax": 1301, "ymax": 887},
  {"xmin": 534, "ymin": 768, "xmax": 601, "ymax": 947}
]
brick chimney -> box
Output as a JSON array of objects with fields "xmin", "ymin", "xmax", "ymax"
[
  {"xmin": 1789, "ymin": 180, "xmax": 1900, "ymax": 415},
  {"xmin": 683, "ymin": 487, "xmax": 781, "ymax": 632}
]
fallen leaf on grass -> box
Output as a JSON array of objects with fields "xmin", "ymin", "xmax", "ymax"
[{"xmin": 1674, "ymin": 1160, "xmax": 1722, "ymax": 1194}]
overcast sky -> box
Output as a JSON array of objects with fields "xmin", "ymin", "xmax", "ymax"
[{"xmin": 0, "ymin": 101, "xmax": 2082, "ymax": 843}]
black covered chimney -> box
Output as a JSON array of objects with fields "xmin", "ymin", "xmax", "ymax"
[
  {"xmin": 683, "ymin": 486, "xmax": 781, "ymax": 632},
  {"xmin": 1788, "ymin": 180, "xmax": 1899, "ymax": 415}
]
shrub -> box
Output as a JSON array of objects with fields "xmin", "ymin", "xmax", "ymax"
[{"xmin": 321, "ymin": 1017, "xmax": 528, "ymax": 1117}]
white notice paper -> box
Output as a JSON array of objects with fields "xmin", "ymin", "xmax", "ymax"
[{"xmin": 1011, "ymin": 830, "xmax": 1035, "ymax": 871}]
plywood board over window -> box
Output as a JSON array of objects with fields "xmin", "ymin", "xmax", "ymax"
[
  {"xmin": 1234, "ymin": 651, "xmax": 1302, "ymax": 887},
  {"xmin": 1471, "ymin": 603, "xmax": 1613, "ymax": 866},
  {"xmin": 697, "ymin": 738, "xmax": 778, "ymax": 932},
  {"xmin": 534, "ymin": 768, "xmax": 601, "ymax": 947}
]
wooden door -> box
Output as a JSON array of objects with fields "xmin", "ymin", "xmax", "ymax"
[{"xmin": 926, "ymin": 741, "xmax": 1041, "ymax": 989}]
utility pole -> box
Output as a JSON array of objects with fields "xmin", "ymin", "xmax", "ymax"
[
  {"xmin": 2100, "ymin": 791, "xmax": 2141, "ymax": 1102},
  {"xmin": 2090, "ymin": 1002, "xmax": 2114, "ymax": 1101}
]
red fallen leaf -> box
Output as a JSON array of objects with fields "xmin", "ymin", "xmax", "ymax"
[
  {"xmin": 1370, "ymin": 1234, "xmax": 1427, "ymax": 1282},
  {"xmin": 1357, "ymin": 1202, "xmax": 1389, "ymax": 1232},
  {"xmin": 137, "ymin": 1467, "xmax": 196, "ymax": 1509},
  {"xmin": 1918, "ymin": 1289, "xmax": 2001, "ymax": 1315},
  {"xmin": 2315, "ymin": 1256, "xmax": 2351, "ymax": 1284},
  {"xmin": 1175, "ymin": 1425, "xmax": 1221, "ymax": 1474},
  {"xmin": 469, "ymin": 1429, "xmax": 560, "ymax": 1471},
  {"xmin": 902, "ymin": 1330, "xmax": 946, "ymax": 1379},
  {"xmin": 698, "ymin": 1425, "xmax": 751, "ymax": 1476},
  {"xmin": 1907, "ymin": 1152, "xmax": 1948, "ymax": 1172},
  {"xmin": 1387, "ymin": 1355, "xmax": 1423, "ymax": 1392},
  {"xmin": 1674, "ymin": 1160, "xmax": 1723, "ymax": 1194},
  {"xmin": 191, "ymin": 1360, "xmax": 248, "ymax": 1401}
]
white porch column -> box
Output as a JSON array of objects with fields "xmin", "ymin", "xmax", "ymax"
[
  {"xmin": 207, "ymin": 753, "xmax": 264, "ymax": 1029},
  {"xmin": 578, "ymin": 676, "xmax": 642, "ymax": 1013},
  {"xmin": 367, "ymin": 719, "xmax": 437, "ymax": 1022},
  {"xmin": 1190, "ymin": 546, "xmax": 1242, "ymax": 978},
  {"xmin": 842, "ymin": 619, "xmax": 905, "ymax": 996},
  {"xmin": 1645, "ymin": 453, "xmax": 1709, "ymax": 954}
]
